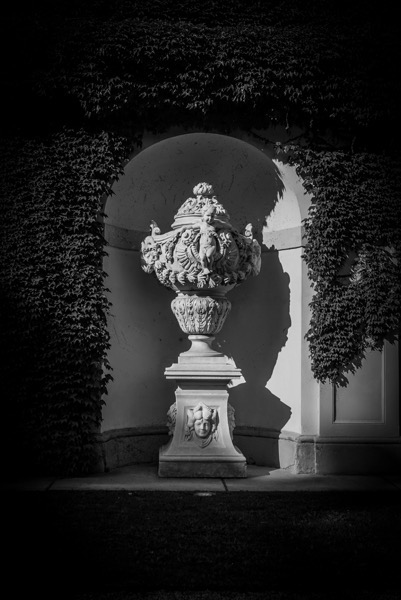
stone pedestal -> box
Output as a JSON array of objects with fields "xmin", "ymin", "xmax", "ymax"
[{"xmin": 159, "ymin": 336, "xmax": 247, "ymax": 478}]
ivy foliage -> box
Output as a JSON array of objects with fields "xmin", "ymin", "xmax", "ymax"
[
  {"xmin": 0, "ymin": 0, "xmax": 400, "ymax": 473},
  {"xmin": 0, "ymin": 130, "xmax": 129, "ymax": 474},
  {"xmin": 284, "ymin": 147, "xmax": 401, "ymax": 384},
  {"xmin": 3, "ymin": 0, "xmax": 400, "ymax": 147}
]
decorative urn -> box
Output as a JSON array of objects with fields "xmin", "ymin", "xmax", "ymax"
[{"xmin": 140, "ymin": 182, "xmax": 261, "ymax": 477}]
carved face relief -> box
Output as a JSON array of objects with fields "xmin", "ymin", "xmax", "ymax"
[
  {"xmin": 194, "ymin": 418, "xmax": 212, "ymax": 438},
  {"xmin": 185, "ymin": 402, "xmax": 219, "ymax": 447}
]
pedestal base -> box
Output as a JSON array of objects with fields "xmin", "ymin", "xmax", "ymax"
[{"xmin": 158, "ymin": 446, "xmax": 247, "ymax": 478}]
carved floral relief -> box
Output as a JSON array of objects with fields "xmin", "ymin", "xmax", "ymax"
[{"xmin": 171, "ymin": 294, "xmax": 231, "ymax": 335}]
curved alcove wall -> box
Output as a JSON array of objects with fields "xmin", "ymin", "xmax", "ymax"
[{"xmin": 101, "ymin": 131, "xmax": 316, "ymax": 469}]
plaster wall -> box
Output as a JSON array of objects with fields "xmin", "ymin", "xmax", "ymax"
[
  {"xmin": 261, "ymin": 247, "xmax": 303, "ymax": 433},
  {"xmin": 259, "ymin": 162, "xmax": 317, "ymax": 435},
  {"xmin": 320, "ymin": 342, "xmax": 399, "ymax": 438},
  {"xmin": 102, "ymin": 246, "xmax": 178, "ymax": 429}
]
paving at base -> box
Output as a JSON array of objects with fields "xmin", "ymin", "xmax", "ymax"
[{"xmin": 6, "ymin": 464, "xmax": 401, "ymax": 492}]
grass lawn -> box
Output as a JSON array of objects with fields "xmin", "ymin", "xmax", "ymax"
[{"xmin": 4, "ymin": 491, "xmax": 401, "ymax": 599}]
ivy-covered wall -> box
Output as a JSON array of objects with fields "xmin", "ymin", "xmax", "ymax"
[
  {"xmin": 0, "ymin": 132, "xmax": 129, "ymax": 474},
  {"xmin": 286, "ymin": 148, "xmax": 401, "ymax": 384},
  {"xmin": 1, "ymin": 0, "xmax": 399, "ymax": 474}
]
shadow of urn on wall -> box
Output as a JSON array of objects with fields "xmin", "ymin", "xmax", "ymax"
[{"xmin": 141, "ymin": 183, "xmax": 261, "ymax": 477}]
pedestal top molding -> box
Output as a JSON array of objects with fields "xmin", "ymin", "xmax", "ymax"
[{"xmin": 140, "ymin": 182, "xmax": 261, "ymax": 293}]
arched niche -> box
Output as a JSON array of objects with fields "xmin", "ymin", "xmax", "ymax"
[{"xmin": 101, "ymin": 131, "xmax": 316, "ymax": 470}]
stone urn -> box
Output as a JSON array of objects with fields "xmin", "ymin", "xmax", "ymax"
[{"xmin": 141, "ymin": 182, "xmax": 261, "ymax": 477}]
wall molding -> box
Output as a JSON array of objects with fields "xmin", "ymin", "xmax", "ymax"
[
  {"xmin": 104, "ymin": 224, "xmax": 146, "ymax": 250},
  {"xmin": 263, "ymin": 225, "xmax": 305, "ymax": 251},
  {"xmin": 104, "ymin": 223, "xmax": 306, "ymax": 252},
  {"xmin": 96, "ymin": 425, "xmax": 401, "ymax": 475}
]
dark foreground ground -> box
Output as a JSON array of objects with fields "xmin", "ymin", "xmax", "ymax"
[{"xmin": 4, "ymin": 491, "xmax": 401, "ymax": 599}]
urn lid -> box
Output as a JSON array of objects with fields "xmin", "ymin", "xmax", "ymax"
[
  {"xmin": 171, "ymin": 182, "xmax": 231, "ymax": 229},
  {"xmin": 141, "ymin": 181, "xmax": 261, "ymax": 293}
]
